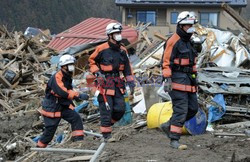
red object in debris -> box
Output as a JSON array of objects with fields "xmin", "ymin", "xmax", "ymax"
[{"xmin": 48, "ymin": 17, "xmax": 138, "ymax": 52}]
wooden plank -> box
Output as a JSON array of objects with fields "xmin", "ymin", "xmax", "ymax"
[
  {"xmin": 12, "ymin": 89, "xmax": 42, "ymax": 99},
  {"xmin": 221, "ymin": 3, "xmax": 250, "ymax": 31},
  {"xmin": 125, "ymin": 39, "xmax": 144, "ymax": 50},
  {"xmin": 7, "ymin": 103, "xmax": 27, "ymax": 114},
  {"xmin": 27, "ymin": 46, "xmax": 44, "ymax": 71},
  {"xmin": 14, "ymin": 42, "xmax": 25, "ymax": 54},
  {"xmin": 142, "ymin": 31, "xmax": 152, "ymax": 46},
  {"xmin": 154, "ymin": 32, "xmax": 169, "ymax": 41},
  {"xmin": 62, "ymin": 155, "xmax": 93, "ymax": 161},
  {"xmin": 0, "ymin": 99, "xmax": 13, "ymax": 112}
]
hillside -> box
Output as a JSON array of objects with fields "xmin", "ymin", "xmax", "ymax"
[{"xmin": 0, "ymin": 0, "xmax": 120, "ymax": 34}]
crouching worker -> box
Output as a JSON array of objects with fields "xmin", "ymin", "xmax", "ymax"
[{"xmin": 37, "ymin": 54, "xmax": 89, "ymax": 148}]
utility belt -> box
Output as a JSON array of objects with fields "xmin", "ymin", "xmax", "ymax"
[{"xmin": 172, "ymin": 65, "xmax": 193, "ymax": 73}]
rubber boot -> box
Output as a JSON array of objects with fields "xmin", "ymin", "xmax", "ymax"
[
  {"xmin": 72, "ymin": 136, "xmax": 84, "ymax": 142},
  {"xmin": 159, "ymin": 121, "xmax": 170, "ymax": 137},
  {"xmin": 170, "ymin": 139, "xmax": 187, "ymax": 150}
]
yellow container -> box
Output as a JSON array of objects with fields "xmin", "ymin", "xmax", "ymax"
[{"xmin": 147, "ymin": 102, "xmax": 188, "ymax": 134}]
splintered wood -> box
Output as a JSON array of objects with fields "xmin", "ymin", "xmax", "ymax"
[{"xmin": 0, "ymin": 25, "xmax": 55, "ymax": 117}]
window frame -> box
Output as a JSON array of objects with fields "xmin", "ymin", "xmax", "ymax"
[
  {"xmin": 136, "ymin": 10, "xmax": 156, "ymax": 26},
  {"xmin": 200, "ymin": 12, "xmax": 219, "ymax": 27},
  {"xmin": 170, "ymin": 12, "xmax": 179, "ymax": 24}
]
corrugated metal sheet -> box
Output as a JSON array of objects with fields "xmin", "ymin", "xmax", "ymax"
[{"xmin": 48, "ymin": 17, "xmax": 138, "ymax": 51}]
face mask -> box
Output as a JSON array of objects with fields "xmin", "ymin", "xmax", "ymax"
[
  {"xmin": 68, "ymin": 65, "xmax": 75, "ymax": 72},
  {"xmin": 114, "ymin": 34, "xmax": 122, "ymax": 41},
  {"xmin": 186, "ymin": 26, "xmax": 195, "ymax": 33}
]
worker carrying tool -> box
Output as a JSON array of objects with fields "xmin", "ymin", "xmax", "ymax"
[
  {"xmin": 160, "ymin": 11, "xmax": 202, "ymax": 150},
  {"xmin": 37, "ymin": 54, "xmax": 89, "ymax": 148},
  {"xmin": 88, "ymin": 22, "xmax": 135, "ymax": 142}
]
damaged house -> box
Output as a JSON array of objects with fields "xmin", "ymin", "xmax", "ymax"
[{"xmin": 115, "ymin": 0, "xmax": 247, "ymax": 37}]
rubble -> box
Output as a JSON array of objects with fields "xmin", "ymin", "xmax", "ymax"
[{"xmin": 0, "ymin": 13, "xmax": 250, "ymax": 161}]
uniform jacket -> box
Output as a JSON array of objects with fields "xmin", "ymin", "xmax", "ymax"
[
  {"xmin": 88, "ymin": 41, "xmax": 134, "ymax": 96},
  {"xmin": 40, "ymin": 70, "xmax": 79, "ymax": 118},
  {"xmin": 162, "ymin": 26, "xmax": 199, "ymax": 92}
]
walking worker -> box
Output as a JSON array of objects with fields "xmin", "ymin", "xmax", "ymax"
[
  {"xmin": 88, "ymin": 22, "xmax": 135, "ymax": 141},
  {"xmin": 160, "ymin": 11, "xmax": 201, "ymax": 150},
  {"xmin": 37, "ymin": 54, "xmax": 89, "ymax": 148}
]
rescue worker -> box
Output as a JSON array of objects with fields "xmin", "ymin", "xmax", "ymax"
[
  {"xmin": 88, "ymin": 22, "xmax": 135, "ymax": 141},
  {"xmin": 160, "ymin": 11, "xmax": 201, "ymax": 150},
  {"xmin": 37, "ymin": 54, "xmax": 89, "ymax": 148}
]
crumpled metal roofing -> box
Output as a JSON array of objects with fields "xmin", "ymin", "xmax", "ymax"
[{"xmin": 48, "ymin": 17, "xmax": 138, "ymax": 51}]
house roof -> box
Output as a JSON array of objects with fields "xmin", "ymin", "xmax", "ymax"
[
  {"xmin": 48, "ymin": 17, "xmax": 138, "ymax": 51},
  {"xmin": 115, "ymin": 0, "xmax": 247, "ymax": 7}
]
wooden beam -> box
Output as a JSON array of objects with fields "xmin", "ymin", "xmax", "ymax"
[
  {"xmin": 154, "ymin": 32, "xmax": 169, "ymax": 41},
  {"xmin": 221, "ymin": 3, "xmax": 250, "ymax": 31}
]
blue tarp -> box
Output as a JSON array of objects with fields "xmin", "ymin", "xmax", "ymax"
[{"xmin": 208, "ymin": 94, "xmax": 226, "ymax": 123}]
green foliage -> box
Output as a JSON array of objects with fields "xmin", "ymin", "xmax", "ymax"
[{"xmin": 0, "ymin": 0, "xmax": 121, "ymax": 34}]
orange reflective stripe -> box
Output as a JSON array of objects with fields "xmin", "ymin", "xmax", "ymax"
[
  {"xmin": 100, "ymin": 126, "xmax": 112, "ymax": 133},
  {"xmin": 181, "ymin": 58, "xmax": 189, "ymax": 65},
  {"xmin": 54, "ymin": 112, "xmax": 61, "ymax": 117},
  {"xmin": 55, "ymin": 71, "xmax": 79, "ymax": 99},
  {"xmin": 72, "ymin": 130, "xmax": 84, "ymax": 136},
  {"xmin": 37, "ymin": 140, "xmax": 47, "ymax": 148},
  {"xmin": 100, "ymin": 64, "xmax": 113, "ymax": 71},
  {"xmin": 172, "ymin": 82, "xmax": 197, "ymax": 92},
  {"xmin": 40, "ymin": 109, "xmax": 61, "ymax": 118},
  {"xmin": 106, "ymin": 89, "xmax": 115, "ymax": 96},
  {"xmin": 173, "ymin": 58, "xmax": 190, "ymax": 65},
  {"xmin": 51, "ymin": 90, "xmax": 60, "ymax": 97},
  {"xmin": 126, "ymin": 75, "xmax": 134, "ymax": 81},
  {"xmin": 119, "ymin": 64, "xmax": 125, "ymax": 71},
  {"xmin": 174, "ymin": 58, "xmax": 179, "ymax": 64},
  {"xmin": 170, "ymin": 125, "xmax": 182, "ymax": 134},
  {"xmin": 111, "ymin": 119, "xmax": 117, "ymax": 124},
  {"xmin": 192, "ymin": 65, "xmax": 197, "ymax": 72},
  {"xmin": 162, "ymin": 33, "xmax": 180, "ymax": 78},
  {"xmin": 69, "ymin": 104, "xmax": 74, "ymax": 110},
  {"xmin": 88, "ymin": 43, "xmax": 110, "ymax": 73}
]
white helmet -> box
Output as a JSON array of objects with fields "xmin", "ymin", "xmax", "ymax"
[
  {"xmin": 177, "ymin": 11, "xmax": 197, "ymax": 25},
  {"xmin": 59, "ymin": 54, "xmax": 76, "ymax": 67},
  {"xmin": 106, "ymin": 23, "xmax": 122, "ymax": 35}
]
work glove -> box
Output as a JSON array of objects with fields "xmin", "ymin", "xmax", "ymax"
[
  {"xmin": 127, "ymin": 81, "xmax": 135, "ymax": 95},
  {"xmin": 75, "ymin": 93, "xmax": 89, "ymax": 101},
  {"xmin": 163, "ymin": 77, "xmax": 172, "ymax": 92},
  {"xmin": 95, "ymin": 71, "xmax": 106, "ymax": 81}
]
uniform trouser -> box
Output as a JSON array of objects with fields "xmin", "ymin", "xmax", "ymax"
[
  {"xmin": 38, "ymin": 107, "xmax": 84, "ymax": 147},
  {"xmin": 98, "ymin": 87, "xmax": 125, "ymax": 134},
  {"xmin": 168, "ymin": 89, "xmax": 198, "ymax": 140}
]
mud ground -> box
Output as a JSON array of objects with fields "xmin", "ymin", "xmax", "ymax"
[
  {"xmin": 99, "ymin": 128, "xmax": 250, "ymax": 162},
  {"xmin": 1, "ymin": 114, "xmax": 250, "ymax": 162},
  {"xmin": 26, "ymin": 127, "xmax": 250, "ymax": 162}
]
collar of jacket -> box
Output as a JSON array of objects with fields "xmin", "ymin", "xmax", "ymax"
[
  {"xmin": 61, "ymin": 69, "xmax": 72, "ymax": 79},
  {"xmin": 176, "ymin": 25, "xmax": 192, "ymax": 42},
  {"xmin": 108, "ymin": 40, "xmax": 121, "ymax": 51}
]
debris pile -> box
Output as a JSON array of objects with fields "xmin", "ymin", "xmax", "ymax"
[{"xmin": 0, "ymin": 25, "xmax": 57, "ymax": 159}]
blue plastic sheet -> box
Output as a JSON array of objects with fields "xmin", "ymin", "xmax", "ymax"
[
  {"xmin": 56, "ymin": 133, "xmax": 64, "ymax": 143},
  {"xmin": 74, "ymin": 101, "xmax": 89, "ymax": 113},
  {"xmin": 208, "ymin": 94, "xmax": 226, "ymax": 123},
  {"xmin": 92, "ymin": 96, "xmax": 99, "ymax": 107},
  {"xmin": 184, "ymin": 108, "xmax": 207, "ymax": 135},
  {"xmin": 115, "ymin": 92, "xmax": 133, "ymax": 126}
]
